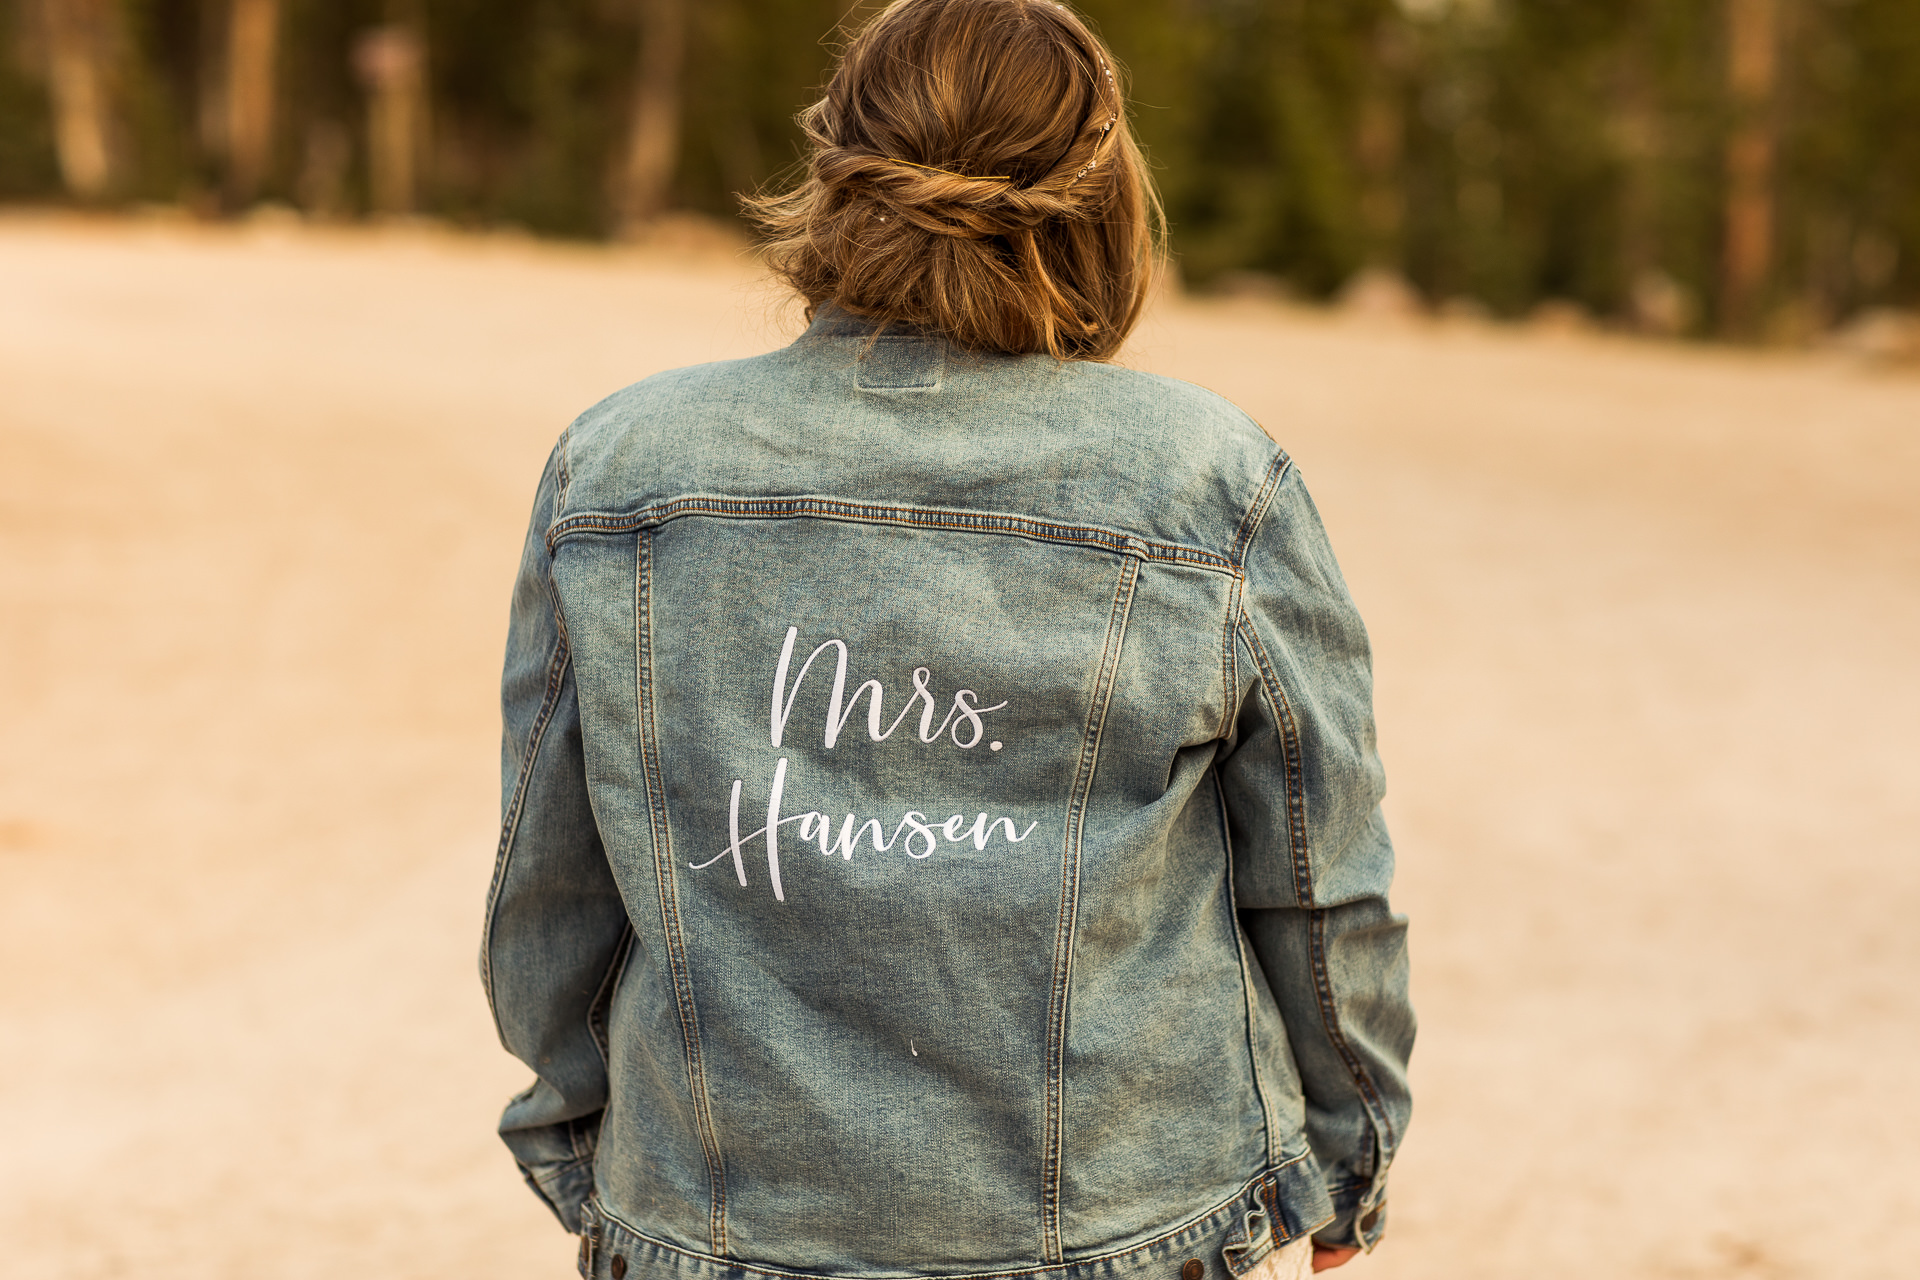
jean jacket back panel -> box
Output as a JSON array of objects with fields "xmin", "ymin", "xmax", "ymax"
[{"xmin": 484, "ymin": 307, "xmax": 1413, "ymax": 1279}]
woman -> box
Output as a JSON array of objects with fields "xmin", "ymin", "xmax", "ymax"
[{"xmin": 481, "ymin": 3, "xmax": 1413, "ymax": 1279}]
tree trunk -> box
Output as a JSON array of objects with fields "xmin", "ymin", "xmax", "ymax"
[
  {"xmin": 354, "ymin": 24, "xmax": 426, "ymax": 216},
  {"xmin": 41, "ymin": 0, "xmax": 117, "ymax": 199},
  {"xmin": 225, "ymin": 0, "xmax": 281, "ymax": 205},
  {"xmin": 1721, "ymin": 0, "xmax": 1779, "ymax": 337},
  {"xmin": 618, "ymin": 0, "xmax": 688, "ymax": 232},
  {"xmin": 1354, "ymin": 23, "xmax": 1406, "ymax": 269},
  {"xmin": 1615, "ymin": 15, "xmax": 1683, "ymax": 333}
]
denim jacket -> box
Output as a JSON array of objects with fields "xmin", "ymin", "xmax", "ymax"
[{"xmin": 483, "ymin": 306, "xmax": 1413, "ymax": 1280}]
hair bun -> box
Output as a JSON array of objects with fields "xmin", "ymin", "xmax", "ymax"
[
  {"xmin": 817, "ymin": 147, "xmax": 1082, "ymax": 241},
  {"xmin": 742, "ymin": 0, "xmax": 1161, "ymax": 360}
]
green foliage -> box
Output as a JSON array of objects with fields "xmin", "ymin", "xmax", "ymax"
[
  {"xmin": 408, "ymin": 0, "xmax": 625, "ymax": 234},
  {"xmin": 115, "ymin": 0, "xmax": 201, "ymax": 200},
  {"xmin": 1105, "ymin": 0, "xmax": 1397, "ymax": 294},
  {"xmin": 0, "ymin": 27, "xmax": 56, "ymax": 198},
  {"xmin": 1, "ymin": 0, "xmax": 1917, "ymax": 323},
  {"xmin": 1785, "ymin": 0, "xmax": 1920, "ymax": 310},
  {"xmin": 676, "ymin": 0, "xmax": 855, "ymax": 218}
]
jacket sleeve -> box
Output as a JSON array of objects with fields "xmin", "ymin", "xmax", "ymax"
[
  {"xmin": 1217, "ymin": 459, "xmax": 1414, "ymax": 1253},
  {"xmin": 480, "ymin": 442, "xmax": 633, "ymax": 1233}
]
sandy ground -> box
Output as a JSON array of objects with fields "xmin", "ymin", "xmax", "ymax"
[{"xmin": 1, "ymin": 214, "xmax": 1915, "ymax": 1280}]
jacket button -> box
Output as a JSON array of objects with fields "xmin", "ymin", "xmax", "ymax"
[
  {"xmin": 611, "ymin": 1255, "xmax": 627, "ymax": 1279},
  {"xmin": 1181, "ymin": 1259, "xmax": 1204, "ymax": 1280}
]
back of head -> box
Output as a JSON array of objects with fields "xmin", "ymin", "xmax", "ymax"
[{"xmin": 744, "ymin": 0, "xmax": 1161, "ymax": 362}]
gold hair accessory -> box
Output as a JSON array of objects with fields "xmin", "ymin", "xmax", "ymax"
[
  {"xmin": 890, "ymin": 158, "xmax": 1011, "ymax": 181},
  {"xmin": 1067, "ymin": 60, "xmax": 1119, "ymax": 186}
]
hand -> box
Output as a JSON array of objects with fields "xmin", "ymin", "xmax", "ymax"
[{"xmin": 1311, "ymin": 1246, "xmax": 1360, "ymax": 1272}]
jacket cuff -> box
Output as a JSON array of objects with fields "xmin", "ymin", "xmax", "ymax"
[
  {"xmin": 520, "ymin": 1155, "xmax": 596, "ymax": 1234},
  {"xmin": 1311, "ymin": 1179, "xmax": 1388, "ymax": 1252}
]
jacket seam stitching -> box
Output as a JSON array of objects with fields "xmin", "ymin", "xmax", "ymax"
[
  {"xmin": 1259, "ymin": 1154, "xmax": 1333, "ymax": 1247},
  {"xmin": 587, "ymin": 925, "xmax": 635, "ymax": 1074},
  {"xmin": 480, "ymin": 578, "xmax": 572, "ymax": 1021},
  {"xmin": 547, "ymin": 498, "xmax": 1234, "ymax": 574},
  {"xmin": 636, "ymin": 529, "xmax": 730, "ymax": 1255},
  {"xmin": 1041, "ymin": 554, "xmax": 1140, "ymax": 1264},
  {"xmin": 593, "ymin": 1170, "xmax": 1271, "ymax": 1280},
  {"xmin": 1218, "ymin": 446, "xmax": 1287, "ymax": 736},
  {"xmin": 1308, "ymin": 909, "xmax": 1398, "ymax": 1153},
  {"xmin": 1229, "ymin": 449, "xmax": 1292, "ymax": 569},
  {"xmin": 1234, "ymin": 616, "xmax": 1311, "ymax": 906},
  {"xmin": 1239, "ymin": 585, "xmax": 1399, "ymax": 1205},
  {"xmin": 1215, "ymin": 768, "xmax": 1283, "ymax": 1168},
  {"xmin": 1218, "ymin": 571, "xmax": 1245, "ymax": 740}
]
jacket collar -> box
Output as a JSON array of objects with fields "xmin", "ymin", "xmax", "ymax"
[{"xmin": 802, "ymin": 300, "xmax": 930, "ymax": 341}]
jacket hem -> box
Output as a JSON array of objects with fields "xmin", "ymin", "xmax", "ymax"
[
  {"xmin": 1257, "ymin": 1151, "xmax": 1336, "ymax": 1248},
  {"xmin": 578, "ymin": 1170, "xmax": 1325, "ymax": 1280}
]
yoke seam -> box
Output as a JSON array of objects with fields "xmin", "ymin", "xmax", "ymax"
[{"xmin": 547, "ymin": 497, "xmax": 1236, "ymax": 575}]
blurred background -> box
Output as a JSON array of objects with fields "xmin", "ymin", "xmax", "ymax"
[
  {"xmin": 3, "ymin": 0, "xmax": 1919, "ymax": 339},
  {"xmin": 2, "ymin": 3, "xmax": 1918, "ymax": 1279}
]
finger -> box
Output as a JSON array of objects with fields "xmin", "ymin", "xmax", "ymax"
[{"xmin": 1310, "ymin": 1246, "xmax": 1361, "ymax": 1273}]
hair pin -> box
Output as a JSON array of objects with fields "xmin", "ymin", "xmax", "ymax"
[{"xmin": 1068, "ymin": 60, "xmax": 1118, "ymax": 186}]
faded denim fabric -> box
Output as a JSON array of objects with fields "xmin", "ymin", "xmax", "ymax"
[{"xmin": 483, "ymin": 305, "xmax": 1414, "ymax": 1280}]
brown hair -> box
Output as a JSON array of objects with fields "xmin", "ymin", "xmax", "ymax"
[{"xmin": 742, "ymin": 0, "xmax": 1162, "ymax": 361}]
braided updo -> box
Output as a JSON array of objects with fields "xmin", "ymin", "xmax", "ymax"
[{"xmin": 742, "ymin": 0, "xmax": 1162, "ymax": 361}]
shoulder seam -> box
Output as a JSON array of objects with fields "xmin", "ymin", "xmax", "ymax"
[{"xmin": 1229, "ymin": 445, "xmax": 1293, "ymax": 568}]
